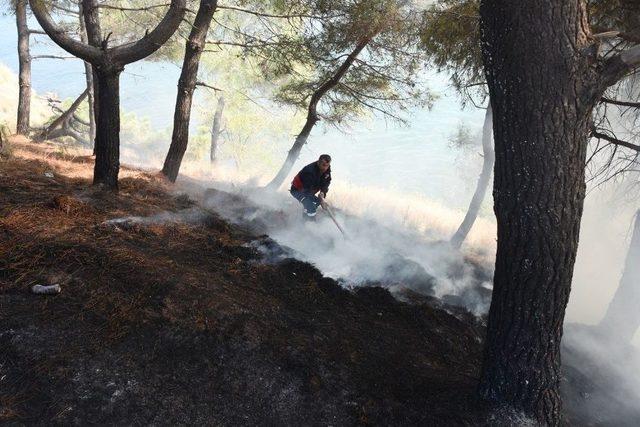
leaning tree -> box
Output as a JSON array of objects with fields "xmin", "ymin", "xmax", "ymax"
[
  {"xmin": 263, "ymin": 0, "xmax": 429, "ymax": 189},
  {"xmin": 29, "ymin": 0, "xmax": 187, "ymax": 189},
  {"xmin": 477, "ymin": 0, "xmax": 640, "ymax": 424},
  {"xmin": 161, "ymin": 0, "xmax": 218, "ymax": 182},
  {"xmin": 598, "ymin": 210, "xmax": 640, "ymax": 342},
  {"xmin": 158, "ymin": 0, "xmax": 306, "ymax": 181},
  {"xmin": 420, "ymin": 0, "xmax": 492, "ymax": 249}
]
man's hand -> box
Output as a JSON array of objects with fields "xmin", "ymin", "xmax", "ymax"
[{"xmin": 318, "ymin": 192, "xmax": 327, "ymax": 208}]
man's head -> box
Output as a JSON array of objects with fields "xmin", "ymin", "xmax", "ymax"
[{"xmin": 317, "ymin": 154, "xmax": 331, "ymax": 173}]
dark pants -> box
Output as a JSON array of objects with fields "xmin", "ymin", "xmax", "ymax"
[{"xmin": 290, "ymin": 189, "xmax": 320, "ymax": 219}]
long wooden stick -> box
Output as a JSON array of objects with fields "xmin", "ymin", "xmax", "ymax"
[{"xmin": 323, "ymin": 202, "xmax": 347, "ymax": 238}]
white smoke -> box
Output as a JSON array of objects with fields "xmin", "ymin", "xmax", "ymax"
[
  {"xmin": 195, "ymin": 173, "xmax": 495, "ymax": 315},
  {"xmin": 569, "ymin": 179, "xmax": 640, "ymax": 346}
]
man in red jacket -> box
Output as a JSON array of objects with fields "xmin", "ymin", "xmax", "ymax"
[{"xmin": 290, "ymin": 154, "xmax": 332, "ymax": 220}]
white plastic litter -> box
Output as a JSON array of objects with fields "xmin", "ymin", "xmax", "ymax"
[
  {"xmin": 44, "ymin": 172, "xmax": 54, "ymax": 178},
  {"xmin": 31, "ymin": 284, "xmax": 61, "ymax": 295}
]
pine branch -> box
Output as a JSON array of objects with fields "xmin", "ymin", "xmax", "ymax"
[
  {"xmin": 195, "ymin": 81, "xmax": 222, "ymax": 92},
  {"xmin": 592, "ymin": 129, "xmax": 640, "ymax": 152},
  {"xmin": 600, "ymin": 97, "xmax": 640, "ymax": 108}
]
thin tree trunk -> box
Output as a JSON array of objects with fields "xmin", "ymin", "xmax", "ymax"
[
  {"xmin": 78, "ymin": 3, "xmax": 96, "ymax": 147},
  {"xmin": 210, "ymin": 95, "xmax": 224, "ymax": 162},
  {"xmin": 266, "ymin": 117, "xmax": 317, "ymax": 189},
  {"xmin": 15, "ymin": 0, "xmax": 31, "ymax": 135},
  {"xmin": 0, "ymin": 126, "xmax": 5, "ymax": 152},
  {"xmin": 39, "ymin": 89, "xmax": 89, "ymax": 140},
  {"xmin": 599, "ymin": 210, "xmax": 640, "ymax": 342},
  {"xmin": 93, "ymin": 68, "xmax": 122, "ymax": 189},
  {"xmin": 162, "ymin": 0, "xmax": 218, "ymax": 182},
  {"xmin": 265, "ymin": 37, "xmax": 372, "ymax": 190},
  {"xmin": 450, "ymin": 103, "xmax": 494, "ymax": 249},
  {"xmin": 81, "ymin": 0, "xmax": 101, "ymax": 155},
  {"xmin": 477, "ymin": 1, "xmax": 602, "ymax": 424},
  {"xmin": 85, "ymin": 67, "xmax": 96, "ymax": 145}
]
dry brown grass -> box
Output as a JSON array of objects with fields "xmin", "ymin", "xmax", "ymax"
[
  {"xmin": 0, "ymin": 137, "xmax": 255, "ymax": 340},
  {"xmin": 0, "ymin": 137, "xmax": 491, "ymax": 425}
]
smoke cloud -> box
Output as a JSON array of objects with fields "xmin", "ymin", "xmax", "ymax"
[{"xmin": 194, "ymin": 171, "xmax": 495, "ymax": 315}]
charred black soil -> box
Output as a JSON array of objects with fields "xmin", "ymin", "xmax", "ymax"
[
  {"xmin": 1, "ymin": 140, "xmax": 637, "ymax": 426},
  {"xmin": 0, "ymin": 140, "xmax": 491, "ymax": 425}
]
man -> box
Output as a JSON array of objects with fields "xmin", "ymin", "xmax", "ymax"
[{"xmin": 290, "ymin": 154, "xmax": 332, "ymax": 220}]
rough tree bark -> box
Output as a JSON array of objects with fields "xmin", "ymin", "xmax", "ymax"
[
  {"xmin": 450, "ymin": 103, "xmax": 493, "ymax": 249},
  {"xmin": 93, "ymin": 67, "xmax": 121, "ymax": 187},
  {"xmin": 161, "ymin": 0, "xmax": 218, "ymax": 182},
  {"xmin": 621, "ymin": 0, "xmax": 640, "ymax": 29},
  {"xmin": 599, "ymin": 210, "xmax": 640, "ymax": 342},
  {"xmin": 30, "ymin": 0, "xmax": 187, "ymax": 189},
  {"xmin": 265, "ymin": 37, "xmax": 372, "ymax": 190},
  {"xmin": 210, "ymin": 96, "xmax": 224, "ymax": 162},
  {"xmin": 15, "ymin": 0, "xmax": 31, "ymax": 135},
  {"xmin": 478, "ymin": 1, "xmax": 640, "ymax": 424}
]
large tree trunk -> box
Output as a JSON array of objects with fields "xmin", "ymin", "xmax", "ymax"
[
  {"xmin": 93, "ymin": 67, "xmax": 122, "ymax": 189},
  {"xmin": 15, "ymin": 0, "xmax": 31, "ymax": 135},
  {"xmin": 621, "ymin": 0, "xmax": 640, "ymax": 29},
  {"xmin": 599, "ymin": 210, "xmax": 640, "ymax": 342},
  {"xmin": 265, "ymin": 37, "xmax": 372, "ymax": 190},
  {"xmin": 210, "ymin": 95, "xmax": 224, "ymax": 162},
  {"xmin": 477, "ymin": 1, "xmax": 602, "ymax": 424},
  {"xmin": 30, "ymin": 0, "xmax": 187, "ymax": 190},
  {"xmin": 162, "ymin": 0, "xmax": 218, "ymax": 182},
  {"xmin": 450, "ymin": 103, "xmax": 494, "ymax": 249}
]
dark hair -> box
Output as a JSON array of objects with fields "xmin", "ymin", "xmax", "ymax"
[{"xmin": 318, "ymin": 154, "xmax": 331, "ymax": 163}]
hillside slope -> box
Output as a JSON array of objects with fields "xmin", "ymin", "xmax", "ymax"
[
  {"xmin": 2, "ymin": 138, "xmax": 638, "ymax": 426},
  {"xmin": 0, "ymin": 138, "xmax": 491, "ymax": 425}
]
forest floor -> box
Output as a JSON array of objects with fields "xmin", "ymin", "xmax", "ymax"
[{"xmin": 0, "ymin": 137, "xmax": 638, "ymax": 426}]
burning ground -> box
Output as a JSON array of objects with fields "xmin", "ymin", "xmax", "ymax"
[
  {"xmin": 0, "ymin": 139, "xmax": 638, "ymax": 425},
  {"xmin": 195, "ymin": 185, "xmax": 495, "ymax": 316}
]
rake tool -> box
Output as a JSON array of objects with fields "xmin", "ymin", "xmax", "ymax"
[{"xmin": 321, "ymin": 200, "xmax": 348, "ymax": 239}]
